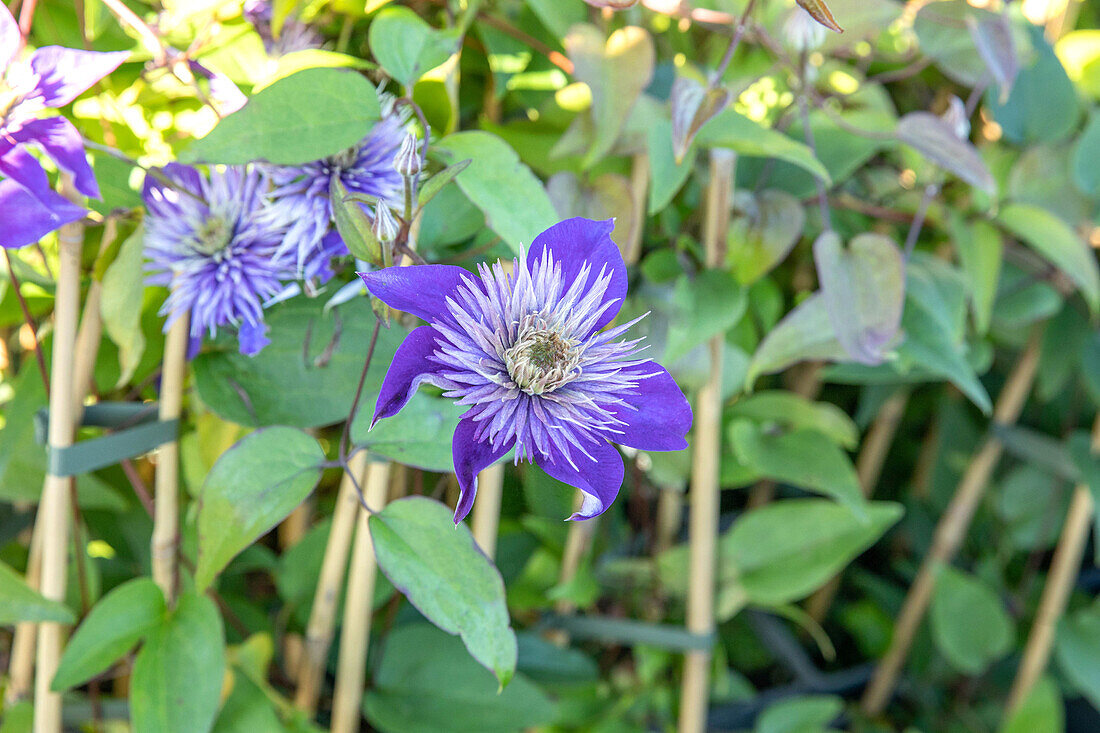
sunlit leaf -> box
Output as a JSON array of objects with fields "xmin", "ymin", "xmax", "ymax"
[{"xmin": 368, "ymin": 6, "xmax": 459, "ymax": 87}]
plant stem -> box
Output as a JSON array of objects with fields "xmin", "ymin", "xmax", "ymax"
[
  {"xmin": 33, "ymin": 182, "xmax": 84, "ymax": 733},
  {"xmin": 1005, "ymin": 415, "xmax": 1100, "ymax": 714},
  {"xmin": 860, "ymin": 325, "xmax": 1045, "ymax": 716},
  {"xmin": 330, "ymin": 461, "xmax": 392, "ymax": 733},
  {"xmin": 679, "ymin": 148, "xmax": 736, "ymax": 733},
  {"xmin": 294, "ymin": 451, "xmax": 370, "ymax": 714},
  {"xmin": 709, "ymin": 0, "xmax": 758, "ymax": 85},
  {"xmin": 903, "ymin": 184, "xmax": 938, "ymax": 260},
  {"xmin": 151, "ymin": 313, "xmax": 189, "ymax": 607},
  {"xmin": 4, "ymin": 249, "xmax": 50, "ymax": 394}
]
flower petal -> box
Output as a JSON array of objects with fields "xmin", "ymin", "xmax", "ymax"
[
  {"xmin": 12, "ymin": 117, "xmax": 99, "ymax": 199},
  {"xmin": 372, "ymin": 325, "xmax": 449, "ymax": 426},
  {"xmin": 0, "ymin": 177, "xmax": 86, "ymax": 248},
  {"xmin": 0, "ymin": 3, "xmax": 19, "ymax": 70},
  {"xmin": 607, "ymin": 361, "xmax": 692, "ymax": 451},
  {"xmin": 527, "ymin": 217, "xmax": 627, "ymax": 333},
  {"xmin": 358, "ymin": 265, "xmax": 477, "ymax": 324},
  {"xmin": 452, "ymin": 417, "xmax": 514, "ymax": 523},
  {"xmin": 536, "ymin": 439, "xmax": 624, "ymax": 521},
  {"xmin": 237, "ymin": 319, "xmax": 271, "ymax": 356},
  {"xmin": 26, "ymin": 47, "xmax": 129, "ymax": 108}
]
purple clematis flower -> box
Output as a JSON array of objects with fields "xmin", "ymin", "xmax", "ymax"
[
  {"xmin": 0, "ymin": 4, "xmax": 127, "ymax": 248},
  {"xmin": 264, "ymin": 111, "xmax": 405, "ymax": 283},
  {"xmin": 143, "ymin": 163, "xmax": 294, "ymax": 358},
  {"xmin": 359, "ymin": 218, "xmax": 693, "ymax": 522}
]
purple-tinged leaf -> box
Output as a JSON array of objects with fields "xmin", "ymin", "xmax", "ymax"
[
  {"xmin": 670, "ymin": 76, "xmax": 732, "ymax": 164},
  {"xmin": 796, "ymin": 0, "xmax": 843, "ymax": 33},
  {"xmin": 968, "ymin": 14, "xmax": 1019, "ymax": 103},
  {"xmin": 896, "ymin": 112, "xmax": 996, "ymax": 194},
  {"xmin": 814, "ymin": 232, "xmax": 905, "ymax": 366},
  {"xmin": 745, "ymin": 293, "xmax": 848, "ymax": 390}
]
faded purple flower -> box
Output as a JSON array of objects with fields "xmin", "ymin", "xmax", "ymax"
[
  {"xmin": 0, "ymin": 4, "xmax": 127, "ymax": 248},
  {"xmin": 143, "ymin": 163, "xmax": 294, "ymax": 357},
  {"xmin": 265, "ymin": 112, "xmax": 405, "ymax": 283},
  {"xmin": 359, "ymin": 218, "xmax": 693, "ymax": 522},
  {"xmin": 243, "ymin": 0, "xmax": 324, "ymax": 57}
]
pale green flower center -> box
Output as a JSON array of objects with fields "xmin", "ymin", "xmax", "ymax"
[
  {"xmin": 189, "ymin": 216, "xmax": 234, "ymax": 257},
  {"xmin": 504, "ymin": 316, "xmax": 582, "ymax": 395}
]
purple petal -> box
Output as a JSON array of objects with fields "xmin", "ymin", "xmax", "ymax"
[
  {"xmin": 238, "ymin": 319, "xmax": 270, "ymax": 356},
  {"xmin": 607, "ymin": 361, "xmax": 692, "ymax": 451},
  {"xmin": 0, "ymin": 177, "xmax": 86, "ymax": 248},
  {"xmin": 372, "ymin": 325, "xmax": 450, "ymax": 427},
  {"xmin": 358, "ymin": 265, "xmax": 478, "ymax": 324},
  {"xmin": 527, "ymin": 217, "xmax": 627, "ymax": 334},
  {"xmin": 26, "ymin": 47, "xmax": 129, "ymax": 108},
  {"xmin": 12, "ymin": 117, "xmax": 99, "ymax": 199},
  {"xmin": 452, "ymin": 417, "xmax": 514, "ymax": 523},
  {"xmin": 143, "ymin": 162, "xmax": 203, "ymax": 206},
  {"xmin": 0, "ymin": 145, "xmax": 56, "ymax": 207},
  {"xmin": 536, "ymin": 439, "xmax": 624, "ymax": 521},
  {"xmin": 0, "ymin": 3, "xmax": 18, "ymax": 70}
]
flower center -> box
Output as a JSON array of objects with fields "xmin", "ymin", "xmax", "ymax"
[
  {"xmin": 188, "ymin": 216, "xmax": 234, "ymax": 257},
  {"xmin": 503, "ymin": 317, "xmax": 582, "ymax": 395},
  {"xmin": 329, "ymin": 146, "xmax": 359, "ymax": 171}
]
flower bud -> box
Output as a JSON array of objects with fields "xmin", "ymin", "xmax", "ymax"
[
  {"xmin": 393, "ymin": 132, "xmax": 423, "ymax": 178},
  {"xmin": 941, "ymin": 95, "xmax": 970, "ymax": 140},
  {"xmin": 783, "ymin": 6, "xmax": 827, "ymax": 54},
  {"xmin": 372, "ymin": 201, "xmax": 399, "ymax": 244}
]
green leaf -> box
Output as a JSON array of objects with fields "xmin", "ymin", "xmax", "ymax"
[
  {"xmin": 997, "ymin": 203, "xmax": 1100, "ymax": 315},
  {"xmin": 727, "ymin": 190, "xmax": 805, "ymax": 286},
  {"xmin": 102, "ymin": 225, "xmax": 147, "ymax": 386},
  {"xmin": 931, "ymin": 564, "xmax": 1014, "ymax": 674},
  {"xmin": 0, "ymin": 560, "xmax": 76, "ymax": 626},
  {"xmin": 664, "ymin": 271, "xmax": 747, "ymax": 363},
  {"xmin": 1055, "ymin": 603, "xmax": 1100, "ymax": 709},
  {"xmin": 435, "ymin": 131, "xmax": 558, "ymax": 254},
  {"xmin": 52, "ymin": 578, "xmax": 165, "ymax": 691},
  {"xmin": 1001, "ymin": 676, "xmax": 1064, "ymax": 733},
  {"xmin": 647, "ymin": 115, "xmax": 694, "ymax": 214},
  {"xmin": 564, "ymin": 24, "xmax": 655, "ymax": 167},
  {"xmin": 1072, "ymin": 112, "xmax": 1100, "ymax": 196},
  {"xmin": 195, "ymin": 427, "xmax": 325, "ymax": 590},
  {"xmin": 896, "ymin": 111, "xmax": 996, "ymax": 193},
  {"xmin": 990, "ymin": 24, "xmax": 1080, "ymax": 144},
  {"xmin": 352, "ymin": 391, "xmax": 462, "ymax": 472},
  {"xmin": 755, "ymin": 694, "xmax": 843, "ymax": 733},
  {"xmin": 813, "ymin": 232, "xmax": 905, "ymax": 365},
  {"xmin": 212, "ymin": 673, "xmax": 283, "ymax": 733},
  {"xmin": 369, "ymin": 497, "xmax": 517, "ymax": 685},
  {"xmin": 695, "ymin": 109, "xmax": 831, "ymax": 183},
  {"xmin": 729, "ymin": 421, "xmax": 867, "ymax": 517},
  {"xmin": 363, "ymin": 624, "xmax": 554, "ymax": 733},
  {"xmin": 1058, "ymin": 30, "xmax": 1100, "ymax": 99},
  {"xmin": 181, "ymin": 68, "xmax": 382, "ymax": 166},
  {"xmin": 714, "ymin": 499, "xmax": 902, "ymax": 613},
  {"xmin": 727, "ymin": 391, "xmax": 859, "ymax": 450},
  {"xmin": 417, "ymin": 159, "xmax": 471, "ymax": 208},
  {"xmin": 131, "ymin": 591, "xmax": 226, "ymax": 733},
  {"xmin": 950, "ymin": 215, "xmax": 1002, "ymax": 335},
  {"xmin": 745, "ymin": 293, "xmax": 848, "ymax": 389},
  {"xmin": 368, "ymin": 6, "xmax": 458, "ymax": 88},
  {"xmin": 192, "ymin": 296, "xmax": 402, "ymax": 428},
  {"xmin": 330, "ymin": 177, "xmax": 383, "ymax": 264}
]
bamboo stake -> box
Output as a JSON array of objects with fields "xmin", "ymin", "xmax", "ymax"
[
  {"xmin": 330, "ymin": 460, "xmax": 391, "ymax": 733},
  {"xmin": 7, "ymin": 223, "xmax": 114, "ymax": 705},
  {"xmin": 547, "ymin": 490, "xmax": 597, "ymax": 646},
  {"xmin": 294, "ymin": 451, "xmax": 370, "ymax": 713},
  {"xmin": 860, "ymin": 326, "xmax": 1045, "ymax": 716},
  {"xmin": 679, "ymin": 148, "xmax": 736, "ymax": 733},
  {"xmin": 1005, "ymin": 415, "xmax": 1100, "ymax": 714},
  {"xmin": 471, "ymin": 463, "xmax": 505, "ymax": 560},
  {"xmin": 150, "ymin": 313, "xmax": 189, "ymax": 607},
  {"xmin": 33, "ymin": 191, "xmax": 84, "ymax": 733},
  {"xmin": 624, "ymin": 151, "xmax": 649, "ymax": 266},
  {"xmin": 806, "ymin": 388, "xmax": 911, "ymax": 622}
]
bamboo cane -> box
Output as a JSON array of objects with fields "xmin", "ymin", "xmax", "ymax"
[
  {"xmin": 7, "ymin": 222, "xmax": 115, "ymax": 706},
  {"xmin": 806, "ymin": 388, "xmax": 911, "ymax": 622},
  {"xmin": 860, "ymin": 326, "xmax": 1045, "ymax": 716},
  {"xmin": 546, "ymin": 490, "xmax": 596, "ymax": 647},
  {"xmin": 471, "ymin": 463, "xmax": 505, "ymax": 560},
  {"xmin": 150, "ymin": 313, "xmax": 189, "ymax": 607},
  {"xmin": 1005, "ymin": 415, "xmax": 1100, "ymax": 713},
  {"xmin": 33, "ymin": 190, "xmax": 84, "ymax": 733},
  {"xmin": 679, "ymin": 148, "xmax": 736, "ymax": 733},
  {"xmin": 624, "ymin": 151, "xmax": 649, "ymax": 266},
  {"xmin": 294, "ymin": 451, "xmax": 370, "ymax": 713},
  {"xmin": 330, "ymin": 460, "xmax": 391, "ymax": 733}
]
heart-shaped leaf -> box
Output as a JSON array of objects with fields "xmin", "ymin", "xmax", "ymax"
[{"xmin": 728, "ymin": 190, "xmax": 806, "ymax": 285}]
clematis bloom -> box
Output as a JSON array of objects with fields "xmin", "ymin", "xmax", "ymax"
[
  {"xmin": 0, "ymin": 3, "xmax": 127, "ymax": 248},
  {"xmin": 359, "ymin": 218, "xmax": 692, "ymax": 522},
  {"xmin": 143, "ymin": 163, "xmax": 294, "ymax": 357}
]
